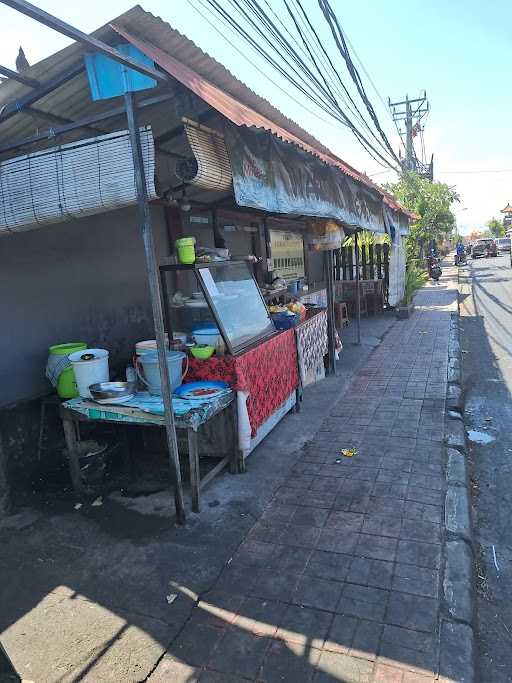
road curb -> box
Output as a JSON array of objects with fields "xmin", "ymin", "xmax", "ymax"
[{"xmin": 440, "ymin": 277, "xmax": 477, "ymax": 682}]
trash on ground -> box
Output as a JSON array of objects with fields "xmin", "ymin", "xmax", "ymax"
[
  {"xmin": 467, "ymin": 429, "xmax": 495, "ymax": 444},
  {"xmin": 91, "ymin": 496, "xmax": 103, "ymax": 507},
  {"xmin": 166, "ymin": 593, "xmax": 178, "ymax": 604},
  {"xmin": 74, "ymin": 503, "xmax": 82, "ymax": 511},
  {"xmin": 484, "ymin": 416, "xmax": 493, "ymax": 422},
  {"xmin": 492, "ymin": 545, "xmax": 500, "ymax": 574},
  {"xmin": 341, "ymin": 449, "xmax": 357, "ymax": 458}
]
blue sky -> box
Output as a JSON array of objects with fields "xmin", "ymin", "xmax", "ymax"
[{"xmin": 1, "ymin": 0, "xmax": 511, "ymax": 234}]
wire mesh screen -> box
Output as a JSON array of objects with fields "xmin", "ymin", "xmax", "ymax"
[{"xmin": 0, "ymin": 127, "xmax": 157, "ymax": 235}]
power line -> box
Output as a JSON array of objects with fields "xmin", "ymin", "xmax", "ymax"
[
  {"xmin": 440, "ymin": 168, "xmax": 512, "ymax": 175},
  {"xmin": 317, "ymin": 0, "xmax": 400, "ymax": 165},
  {"xmin": 198, "ymin": 0, "xmax": 400, "ymax": 169},
  {"xmin": 186, "ymin": 0, "xmax": 349, "ymax": 129},
  {"xmin": 242, "ymin": 0, "xmax": 400, "ymax": 168},
  {"xmin": 369, "ymin": 167, "xmax": 512, "ymax": 177},
  {"xmin": 288, "ymin": 0, "xmax": 394, "ymax": 158},
  {"xmin": 202, "ymin": 0, "xmax": 342, "ymax": 119},
  {"xmin": 335, "ymin": 17, "xmax": 398, "ymax": 133}
]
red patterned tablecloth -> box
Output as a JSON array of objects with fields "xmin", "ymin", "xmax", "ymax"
[{"xmin": 186, "ymin": 330, "xmax": 299, "ymax": 436}]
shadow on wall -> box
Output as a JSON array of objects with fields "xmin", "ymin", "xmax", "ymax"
[{"xmin": 0, "ymin": 203, "xmax": 170, "ymax": 494}]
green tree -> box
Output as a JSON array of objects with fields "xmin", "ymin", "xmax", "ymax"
[
  {"xmin": 384, "ymin": 172, "xmax": 459, "ymax": 260},
  {"xmin": 486, "ymin": 217, "xmax": 505, "ymax": 238}
]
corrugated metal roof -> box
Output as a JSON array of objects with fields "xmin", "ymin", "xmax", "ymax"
[
  {"xmin": 113, "ymin": 25, "xmax": 365, "ymax": 179},
  {"xmin": 0, "ymin": 5, "xmax": 412, "ymax": 219}
]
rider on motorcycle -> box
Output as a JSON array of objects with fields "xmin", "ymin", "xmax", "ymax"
[{"xmin": 455, "ymin": 241, "xmax": 465, "ymax": 265}]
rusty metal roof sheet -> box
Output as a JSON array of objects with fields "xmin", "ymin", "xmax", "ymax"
[
  {"xmin": 110, "ymin": 17, "xmax": 412, "ymax": 218},
  {"xmin": 0, "ymin": 5, "xmax": 412, "ymax": 219}
]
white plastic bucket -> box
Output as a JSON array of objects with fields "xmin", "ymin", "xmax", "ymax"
[
  {"xmin": 136, "ymin": 350, "xmax": 187, "ymax": 395},
  {"xmin": 69, "ymin": 348, "xmax": 109, "ymax": 399},
  {"xmin": 135, "ymin": 336, "xmax": 169, "ymax": 356}
]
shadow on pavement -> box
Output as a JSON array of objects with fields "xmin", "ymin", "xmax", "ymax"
[
  {"xmin": 0, "ymin": 303, "xmax": 458, "ymax": 682},
  {"xmin": 461, "ymin": 258, "xmax": 512, "ymax": 683}
]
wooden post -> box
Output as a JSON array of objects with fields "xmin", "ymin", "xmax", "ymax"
[
  {"xmin": 187, "ymin": 429, "xmax": 200, "ymax": 513},
  {"xmin": 361, "ymin": 244, "xmax": 368, "ymax": 281},
  {"xmin": 325, "ymin": 250, "xmax": 337, "ymax": 375},
  {"xmin": 355, "ymin": 231, "xmax": 361, "ymax": 346},
  {"xmin": 125, "ymin": 92, "xmax": 186, "ymax": 524},
  {"xmin": 383, "ymin": 243, "xmax": 390, "ymax": 291},
  {"xmin": 376, "ymin": 244, "xmax": 382, "ymax": 280},
  {"xmin": 334, "ymin": 248, "xmax": 341, "ymax": 280},
  {"xmin": 263, "ymin": 216, "xmax": 272, "ymax": 285},
  {"xmin": 61, "ymin": 412, "xmax": 84, "ymax": 496},
  {"xmin": 369, "ymin": 244, "xmax": 375, "ymax": 279}
]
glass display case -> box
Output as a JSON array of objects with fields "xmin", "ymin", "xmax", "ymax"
[{"xmin": 160, "ymin": 260, "xmax": 276, "ymax": 355}]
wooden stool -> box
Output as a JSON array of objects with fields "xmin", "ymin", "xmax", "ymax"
[{"xmin": 334, "ymin": 302, "xmax": 350, "ymax": 328}]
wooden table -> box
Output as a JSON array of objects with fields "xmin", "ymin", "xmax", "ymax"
[{"xmin": 60, "ymin": 392, "xmax": 239, "ymax": 513}]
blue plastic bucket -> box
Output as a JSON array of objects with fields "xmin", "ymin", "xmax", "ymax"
[{"xmin": 137, "ymin": 350, "xmax": 187, "ymax": 395}]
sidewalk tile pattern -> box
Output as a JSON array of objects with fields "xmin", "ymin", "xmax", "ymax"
[{"xmin": 152, "ymin": 290, "xmax": 453, "ymax": 683}]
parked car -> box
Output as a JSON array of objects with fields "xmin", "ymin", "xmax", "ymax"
[
  {"xmin": 472, "ymin": 238, "xmax": 497, "ymax": 258},
  {"xmin": 495, "ymin": 237, "xmax": 511, "ymax": 253}
]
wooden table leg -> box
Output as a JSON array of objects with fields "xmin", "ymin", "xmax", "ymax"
[
  {"xmin": 229, "ymin": 399, "xmax": 240, "ymax": 474},
  {"xmin": 294, "ymin": 386, "xmax": 302, "ymax": 413},
  {"xmin": 187, "ymin": 428, "xmax": 200, "ymax": 513},
  {"xmin": 61, "ymin": 415, "xmax": 84, "ymax": 496}
]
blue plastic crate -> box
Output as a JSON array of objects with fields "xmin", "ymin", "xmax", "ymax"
[{"xmin": 271, "ymin": 312, "xmax": 299, "ymax": 330}]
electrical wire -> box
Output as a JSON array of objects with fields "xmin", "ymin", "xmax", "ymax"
[
  {"xmin": 244, "ymin": 0, "xmax": 400, "ymax": 168},
  {"xmin": 317, "ymin": 0, "xmax": 400, "ymax": 165},
  {"xmin": 288, "ymin": 0, "xmax": 393, "ymax": 155},
  {"xmin": 187, "ymin": 0, "xmax": 399, "ymax": 170},
  {"xmin": 202, "ymin": 0, "xmax": 400, "ymax": 169},
  {"xmin": 188, "ymin": 0, "xmax": 397, "ymax": 170},
  {"xmin": 186, "ymin": 0, "xmax": 347, "ymax": 129},
  {"xmin": 334, "ymin": 15, "xmax": 398, "ymax": 130},
  {"xmin": 439, "ymin": 169, "xmax": 512, "ymax": 175},
  {"xmin": 259, "ymin": 0, "xmax": 393, "ymax": 157},
  {"xmin": 369, "ymin": 167, "xmax": 512, "ymax": 177},
  {"xmin": 193, "ymin": 0, "xmax": 334, "ymax": 119}
]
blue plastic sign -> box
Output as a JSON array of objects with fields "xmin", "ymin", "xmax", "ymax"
[{"xmin": 85, "ymin": 44, "xmax": 157, "ymax": 100}]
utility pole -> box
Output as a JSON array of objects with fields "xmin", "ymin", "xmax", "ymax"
[
  {"xmin": 388, "ymin": 91, "xmax": 432, "ymax": 179},
  {"xmin": 404, "ymin": 95, "xmax": 414, "ymax": 171}
]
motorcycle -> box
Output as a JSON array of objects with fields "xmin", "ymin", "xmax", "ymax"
[
  {"xmin": 455, "ymin": 252, "xmax": 466, "ymax": 266},
  {"xmin": 428, "ymin": 256, "xmax": 442, "ymax": 281}
]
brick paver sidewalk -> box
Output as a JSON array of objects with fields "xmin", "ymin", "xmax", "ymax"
[{"xmin": 151, "ymin": 283, "xmax": 458, "ymax": 682}]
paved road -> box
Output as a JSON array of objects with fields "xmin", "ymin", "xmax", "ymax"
[{"xmin": 460, "ymin": 253, "xmax": 512, "ymax": 682}]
